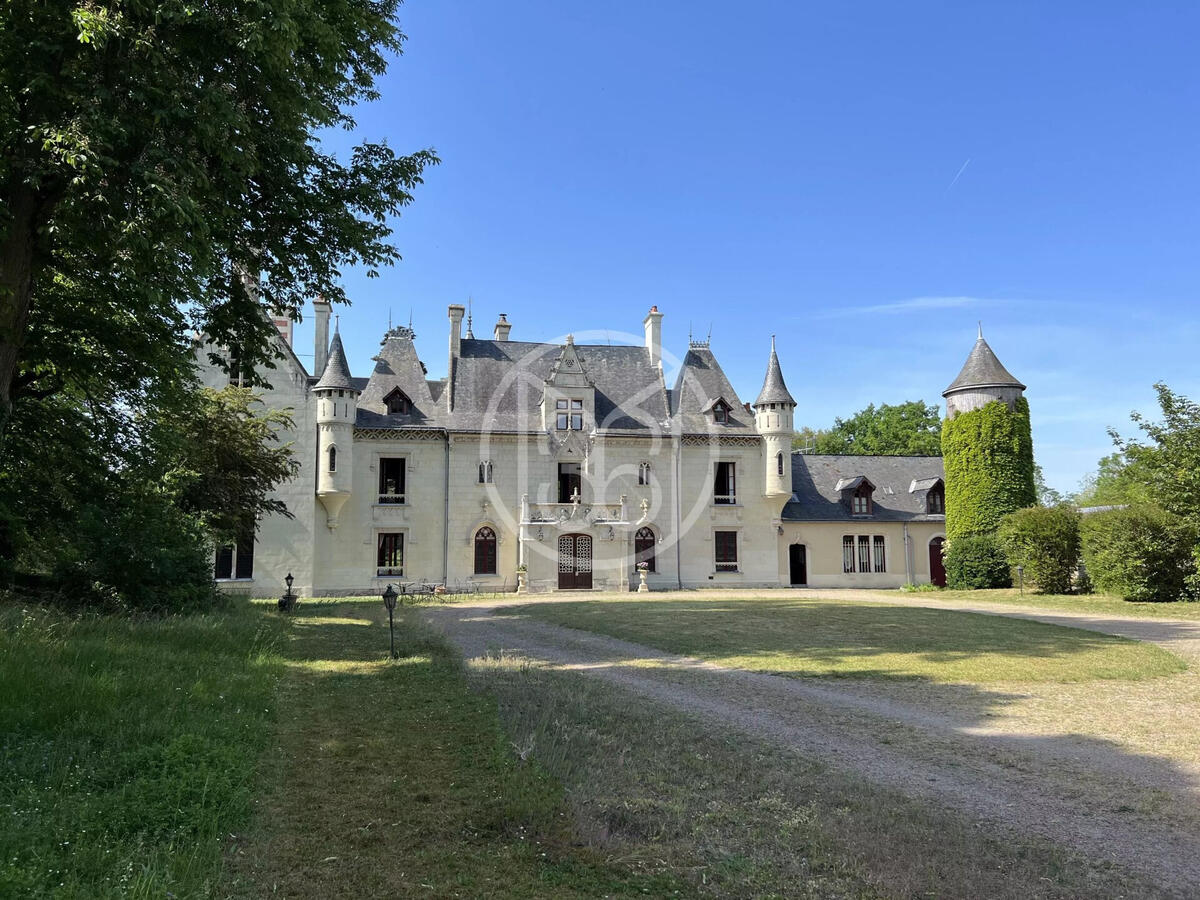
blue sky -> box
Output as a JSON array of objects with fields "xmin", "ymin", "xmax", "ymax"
[{"xmin": 298, "ymin": 1, "xmax": 1199, "ymax": 495}]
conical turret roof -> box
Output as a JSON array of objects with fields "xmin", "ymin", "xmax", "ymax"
[
  {"xmin": 754, "ymin": 336, "xmax": 796, "ymax": 406},
  {"xmin": 942, "ymin": 328, "xmax": 1025, "ymax": 396},
  {"xmin": 315, "ymin": 330, "xmax": 356, "ymax": 391}
]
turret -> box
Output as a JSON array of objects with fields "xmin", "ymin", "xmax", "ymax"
[
  {"xmin": 753, "ymin": 335, "xmax": 796, "ymax": 499},
  {"xmin": 314, "ymin": 328, "xmax": 358, "ymax": 528},
  {"xmin": 942, "ymin": 324, "xmax": 1027, "ymax": 417}
]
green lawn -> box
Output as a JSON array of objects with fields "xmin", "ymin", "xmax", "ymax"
[
  {"xmin": 500, "ymin": 596, "xmax": 1185, "ymax": 683},
  {"xmin": 906, "ymin": 587, "xmax": 1200, "ymax": 620},
  {"xmin": 0, "ymin": 600, "xmax": 285, "ymax": 898}
]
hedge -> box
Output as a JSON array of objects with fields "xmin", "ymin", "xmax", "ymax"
[
  {"xmin": 1080, "ymin": 505, "xmax": 1197, "ymax": 603},
  {"xmin": 944, "ymin": 534, "xmax": 1013, "ymax": 590},
  {"xmin": 942, "ymin": 398, "xmax": 1036, "ymax": 540},
  {"xmin": 997, "ymin": 505, "xmax": 1081, "ymax": 595}
]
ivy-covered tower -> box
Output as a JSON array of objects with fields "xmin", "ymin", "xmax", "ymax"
[{"xmin": 941, "ymin": 327, "xmax": 1036, "ymax": 539}]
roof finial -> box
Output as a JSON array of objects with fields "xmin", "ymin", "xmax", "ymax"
[
  {"xmin": 978, "ymin": 320, "xmax": 983, "ymax": 340},
  {"xmin": 334, "ymin": 314, "xmax": 340, "ymax": 334},
  {"xmin": 771, "ymin": 334, "xmax": 777, "ymax": 353},
  {"xmin": 388, "ymin": 308, "xmax": 392, "ymax": 330},
  {"xmin": 465, "ymin": 297, "xmax": 474, "ymax": 339}
]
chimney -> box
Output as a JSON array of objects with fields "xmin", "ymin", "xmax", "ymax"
[
  {"xmin": 643, "ymin": 305, "xmax": 663, "ymax": 370},
  {"xmin": 313, "ymin": 296, "xmax": 332, "ymax": 375},
  {"xmin": 447, "ymin": 304, "xmax": 465, "ymax": 411},
  {"xmin": 494, "ymin": 313, "xmax": 511, "ymax": 341}
]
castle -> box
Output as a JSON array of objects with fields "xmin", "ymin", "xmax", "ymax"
[{"xmin": 197, "ymin": 303, "xmax": 1027, "ymax": 595}]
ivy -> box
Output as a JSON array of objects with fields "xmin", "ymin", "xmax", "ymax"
[{"xmin": 942, "ymin": 398, "xmax": 1036, "ymax": 539}]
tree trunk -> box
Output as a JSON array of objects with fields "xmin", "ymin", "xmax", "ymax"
[{"xmin": 0, "ymin": 184, "xmax": 42, "ymax": 438}]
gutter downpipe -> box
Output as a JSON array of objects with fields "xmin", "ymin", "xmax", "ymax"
[
  {"xmin": 675, "ymin": 430, "xmax": 683, "ymax": 590},
  {"xmin": 903, "ymin": 522, "xmax": 913, "ymax": 585},
  {"xmin": 442, "ymin": 432, "xmax": 450, "ymax": 583}
]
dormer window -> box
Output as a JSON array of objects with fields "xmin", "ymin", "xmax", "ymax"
[
  {"xmin": 852, "ymin": 484, "xmax": 872, "ymax": 515},
  {"xmin": 713, "ymin": 401, "xmax": 730, "ymax": 425},
  {"xmin": 384, "ymin": 388, "xmax": 411, "ymax": 415},
  {"xmin": 555, "ymin": 398, "xmax": 584, "ymax": 430},
  {"xmin": 927, "ymin": 484, "xmax": 945, "ymax": 515}
]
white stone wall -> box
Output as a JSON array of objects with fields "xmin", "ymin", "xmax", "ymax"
[{"xmin": 779, "ymin": 521, "xmax": 946, "ymax": 588}]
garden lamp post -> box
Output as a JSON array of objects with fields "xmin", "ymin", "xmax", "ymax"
[
  {"xmin": 382, "ymin": 583, "xmax": 398, "ymax": 659},
  {"xmin": 278, "ymin": 572, "xmax": 296, "ymax": 612},
  {"xmin": 1017, "ymin": 565, "xmax": 1025, "ymax": 595}
]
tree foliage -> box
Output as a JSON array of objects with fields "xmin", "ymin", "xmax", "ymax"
[
  {"xmin": 1, "ymin": 0, "xmax": 436, "ymax": 433},
  {"xmin": 942, "ymin": 398, "xmax": 1036, "ymax": 539},
  {"xmin": 1112, "ymin": 384, "xmax": 1200, "ymax": 527},
  {"xmin": 1073, "ymin": 452, "xmax": 1151, "ymax": 508},
  {"xmin": 1080, "ymin": 505, "xmax": 1197, "ymax": 603},
  {"xmin": 997, "ymin": 505, "xmax": 1081, "ymax": 595},
  {"xmin": 798, "ymin": 401, "xmax": 942, "ymax": 456}
]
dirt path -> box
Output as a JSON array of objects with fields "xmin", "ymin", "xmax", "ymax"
[{"xmin": 423, "ymin": 598, "xmax": 1200, "ymax": 896}]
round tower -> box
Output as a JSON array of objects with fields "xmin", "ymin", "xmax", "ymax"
[
  {"xmin": 314, "ymin": 328, "xmax": 359, "ymax": 528},
  {"xmin": 941, "ymin": 325, "xmax": 1036, "ymax": 538},
  {"xmin": 753, "ymin": 335, "xmax": 797, "ymax": 499}
]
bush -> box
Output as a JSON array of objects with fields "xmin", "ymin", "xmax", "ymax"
[
  {"xmin": 1080, "ymin": 505, "xmax": 1197, "ymax": 602},
  {"xmin": 944, "ymin": 534, "xmax": 1013, "ymax": 590},
  {"xmin": 997, "ymin": 505, "xmax": 1081, "ymax": 594}
]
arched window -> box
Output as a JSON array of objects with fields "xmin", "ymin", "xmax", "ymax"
[
  {"xmin": 478, "ymin": 460, "xmax": 493, "ymax": 484},
  {"xmin": 327, "ymin": 445, "xmax": 337, "ymax": 473},
  {"xmin": 776, "ymin": 452, "xmax": 784, "ymax": 477},
  {"xmin": 474, "ymin": 526, "xmax": 497, "ymax": 575},
  {"xmin": 634, "ymin": 526, "xmax": 656, "ymax": 573},
  {"xmin": 638, "ymin": 462, "xmax": 651, "ymax": 485}
]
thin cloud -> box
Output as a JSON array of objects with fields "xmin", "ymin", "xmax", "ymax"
[
  {"xmin": 946, "ymin": 158, "xmax": 971, "ymax": 191},
  {"xmin": 814, "ymin": 296, "xmax": 991, "ymax": 318}
]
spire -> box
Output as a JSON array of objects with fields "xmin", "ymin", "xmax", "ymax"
[
  {"xmin": 754, "ymin": 335, "xmax": 796, "ymax": 407},
  {"xmin": 465, "ymin": 297, "xmax": 475, "ymax": 339},
  {"xmin": 315, "ymin": 330, "xmax": 356, "ymax": 391},
  {"xmin": 943, "ymin": 329, "xmax": 1025, "ymax": 397}
]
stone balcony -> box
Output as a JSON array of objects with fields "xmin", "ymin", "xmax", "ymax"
[{"xmin": 520, "ymin": 495, "xmax": 629, "ymax": 527}]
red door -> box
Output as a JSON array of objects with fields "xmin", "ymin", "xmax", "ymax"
[
  {"xmin": 929, "ymin": 537, "xmax": 947, "ymax": 587},
  {"xmin": 558, "ymin": 534, "xmax": 593, "ymax": 590}
]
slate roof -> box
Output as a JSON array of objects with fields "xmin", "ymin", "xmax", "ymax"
[
  {"xmin": 754, "ymin": 338, "xmax": 796, "ymax": 406},
  {"xmin": 783, "ymin": 454, "xmax": 946, "ymax": 522},
  {"xmin": 943, "ymin": 336, "xmax": 1025, "ymax": 396},
  {"xmin": 356, "ymin": 331, "xmax": 439, "ymax": 428},
  {"xmin": 670, "ymin": 346, "xmax": 754, "ymax": 434},
  {"xmin": 314, "ymin": 332, "xmax": 356, "ymax": 391},
  {"xmin": 435, "ymin": 338, "xmax": 670, "ymax": 434}
]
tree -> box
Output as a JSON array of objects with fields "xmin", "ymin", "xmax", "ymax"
[
  {"xmin": 1033, "ymin": 465, "xmax": 1064, "ymax": 507},
  {"xmin": 1, "ymin": 1, "xmax": 436, "ymax": 434},
  {"xmin": 801, "ymin": 401, "xmax": 942, "ymax": 456},
  {"xmin": 1112, "ymin": 384, "xmax": 1200, "ymax": 528},
  {"xmin": 1073, "ymin": 452, "xmax": 1151, "ymax": 507},
  {"xmin": 997, "ymin": 505, "xmax": 1080, "ymax": 595}
]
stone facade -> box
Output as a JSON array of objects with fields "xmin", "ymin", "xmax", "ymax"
[{"xmin": 196, "ymin": 305, "xmax": 1023, "ymax": 596}]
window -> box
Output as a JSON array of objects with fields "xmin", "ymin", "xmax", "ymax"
[
  {"xmin": 638, "ymin": 462, "xmax": 651, "ymax": 485},
  {"xmin": 927, "ymin": 485, "xmax": 945, "ymax": 515},
  {"xmin": 474, "ymin": 527, "xmax": 497, "ymax": 575},
  {"xmin": 555, "ymin": 398, "xmax": 584, "ymax": 430},
  {"xmin": 776, "ymin": 452, "xmax": 784, "ymax": 477},
  {"xmin": 873, "ymin": 535, "xmax": 887, "ymax": 572},
  {"xmin": 215, "ymin": 535, "xmax": 254, "ymax": 580},
  {"xmin": 858, "ymin": 535, "xmax": 871, "ymax": 573},
  {"xmin": 843, "ymin": 534, "xmax": 886, "ymax": 574},
  {"xmin": 478, "ymin": 460, "xmax": 493, "ymax": 484},
  {"xmin": 377, "ymin": 532, "xmax": 404, "ymax": 576},
  {"xmin": 714, "ymin": 461, "xmax": 736, "ymax": 504},
  {"xmin": 378, "ymin": 457, "xmax": 406, "ymax": 504},
  {"xmin": 227, "ymin": 347, "xmax": 249, "ymax": 386},
  {"xmin": 635, "ymin": 526, "xmax": 656, "ymax": 572},
  {"xmin": 842, "ymin": 535, "xmax": 855, "ymax": 573},
  {"xmin": 558, "ymin": 462, "xmax": 582, "ymax": 503},
  {"xmin": 327, "ymin": 445, "xmax": 337, "ymax": 473},
  {"xmin": 852, "ymin": 483, "xmax": 873, "ymax": 515},
  {"xmin": 714, "ymin": 531, "xmax": 738, "ymax": 572},
  {"xmin": 713, "ymin": 401, "xmax": 729, "ymax": 425},
  {"xmin": 384, "ymin": 388, "xmax": 410, "ymax": 415}
]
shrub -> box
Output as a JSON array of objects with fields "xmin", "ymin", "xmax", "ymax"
[
  {"xmin": 1080, "ymin": 505, "xmax": 1197, "ymax": 602},
  {"xmin": 944, "ymin": 534, "xmax": 1013, "ymax": 590},
  {"xmin": 942, "ymin": 398, "xmax": 1037, "ymax": 539},
  {"xmin": 997, "ymin": 505, "xmax": 1081, "ymax": 595}
]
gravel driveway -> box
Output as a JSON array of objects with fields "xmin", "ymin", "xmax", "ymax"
[{"xmin": 422, "ymin": 593, "xmax": 1200, "ymax": 895}]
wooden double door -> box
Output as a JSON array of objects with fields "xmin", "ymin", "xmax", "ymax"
[{"xmin": 558, "ymin": 533, "xmax": 593, "ymax": 590}]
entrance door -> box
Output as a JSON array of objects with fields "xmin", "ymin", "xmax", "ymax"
[
  {"xmin": 929, "ymin": 537, "xmax": 946, "ymax": 587},
  {"xmin": 788, "ymin": 544, "xmax": 807, "ymax": 585},
  {"xmin": 558, "ymin": 533, "xmax": 593, "ymax": 590}
]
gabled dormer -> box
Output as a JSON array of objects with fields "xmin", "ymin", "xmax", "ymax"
[
  {"xmin": 542, "ymin": 335, "xmax": 597, "ymax": 432},
  {"xmin": 383, "ymin": 387, "xmax": 412, "ymax": 415},
  {"xmin": 703, "ymin": 397, "xmax": 734, "ymax": 425},
  {"xmin": 910, "ymin": 477, "xmax": 945, "ymax": 515},
  {"xmin": 835, "ymin": 475, "xmax": 876, "ymax": 516}
]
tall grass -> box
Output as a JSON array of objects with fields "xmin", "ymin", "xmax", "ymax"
[{"xmin": 0, "ymin": 599, "xmax": 285, "ymax": 898}]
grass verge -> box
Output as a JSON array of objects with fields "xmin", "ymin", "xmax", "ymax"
[
  {"xmin": 905, "ymin": 588, "xmax": 1200, "ymax": 620},
  {"xmin": 474, "ymin": 652, "xmax": 1154, "ymax": 899},
  {"xmin": 221, "ymin": 599, "xmax": 689, "ymax": 898},
  {"xmin": 0, "ymin": 599, "xmax": 285, "ymax": 897},
  {"xmin": 500, "ymin": 596, "xmax": 1184, "ymax": 682}
]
